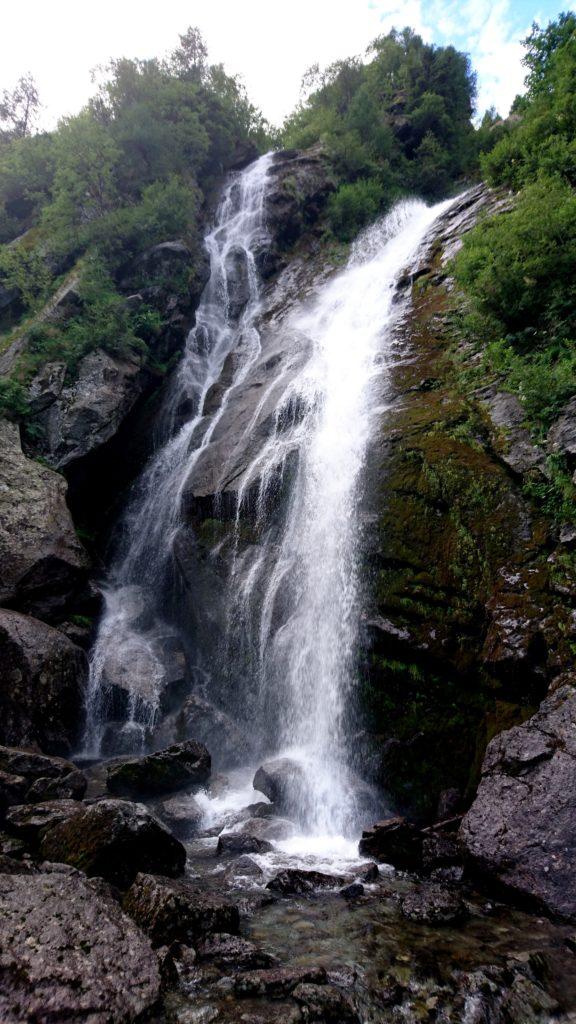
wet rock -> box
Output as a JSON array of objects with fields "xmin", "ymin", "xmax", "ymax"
[
  {"xmin": 0, "ymin": 831, "xmax": 26, "ymax": 858},
  {"xmin": 39, "ymin": 798, "xmax": 186, "ymax": 887},
  {"xmin": 421, "ymin": 832, "xmax": 462, "ymax": 872},
  {"xmin": 461, "ymin": 682, "xmax": 576, "ymax": 920},
  {"xmin": 0, "ymin": 745, "xmax": 86, "ymax": 810},
  {"xmin": 237, "ymin": 815, "xmax": 296, "ymax": 841},
  {"xmin": 197, "ymin": 933, "xmax": 278, "ymax": 969},
  {"xmin": 99, "ymin": 629, "xmax": 188, "ymax": 725},
  {"xmin": 217, "ymin": 832, "xmax": 274, "ymax": 855},
  {"xmin": 235, "ymin": 964, "xmax": 327, "ymax": 997},
  {"xmin": 226, "ymin": 854, "xmax": 264, "ymax": 877},
  {"xmin": 123, "ymin": 872, "xmax": 239, "ymax": 946},
  {"xmin": 0, "ymin": 872, "xmax": 160, "ymax": 1022},
  {"xmin": 177, "ymin": 693, "xmax": 254, "ymax": 767},
  {"xmin": 157, "ymin": 791, "xmax": 204, "ymax": 838},
  {"xmin": 0, "ymin": 608, "xmax": 88, "ymax": 755},
  {"xmin": 358, "ymin": 817, "xmax": 422, "ymax": 871},
  {"xmin": 0, "ymin": 420, "xmax": 89, "ymax": 616},
  {"xmin": 0, "ymin": 853, "xmax": 36, "ymax": 874},
  {"xmin": 400, "ymin": 882, "xmax": 467, "ymax": 925},
  {"xmin": 106, "ymin": 739, "xmax": 211, "ymax": 798},
  {"xmin": 481, "ymin": 389, "xmax": 547, "ymax": 476},
  {"xmin": 340, "ymin": 882, "xmax": 365, "ymax": 900},
  {"xmin": 293, "ymin": 982, "xmax": 358, "ymax": 1022},
  {"xmin": 253, "ymin": 757, "xmax": 306, "ymax": 816},
  {"xmin": 436, "ymin": 787, "xmax": 462, "ymax": 820},
  {"xmin": 6, "ymin": 798, "xmax": 84, "ymax": 842},
  {"xmin": 481, "ymin": 591, "xmax": 548, "ymax": 687},
  {"xmin": 266, "ymin": 869, "xmax": 345, "ymax": 894}
]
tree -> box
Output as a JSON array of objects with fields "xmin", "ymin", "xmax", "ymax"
[
  {"xmin": 0, "ymin": 74, "xmax": 40, "ymax": 141},
  {"xmin": 169, "ymin": 26, "xmax": 209, "ymax": 83}
]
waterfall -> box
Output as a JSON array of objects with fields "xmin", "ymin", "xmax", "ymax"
[
  {"xmin": 84, "ymin": 149, "xmax": 454, "ymax": 844},
  {"xmin": 83, "ymin": 153, "xmax": 274, "ymax": 755},
  {"xmin": 217, "ymin": 196, "xmax": 454, "ymax": 837}
]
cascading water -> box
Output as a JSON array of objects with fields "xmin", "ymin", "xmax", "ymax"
[
  {"xmin": 216, "ymin": 196, "xmax": 455, "ymax": 840},
  {"xmin": 84, "ymin": 149, "xmax": 455, "ymax": 854},
  {"xmin": 84, "ymin": 152, "xmax": 274, "ymax": 755}
]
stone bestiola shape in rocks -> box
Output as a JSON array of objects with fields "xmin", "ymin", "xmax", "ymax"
[{"xmin": 105, "ymin": 739, "xmax": 211, "ymax": 798}]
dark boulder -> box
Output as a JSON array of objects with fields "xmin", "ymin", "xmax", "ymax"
[
  {"xmin": 123, "ymin": 871, "xmax": 239, "ymax": 946},
  {"xmin": 0, "ymin": 608, "xmax": 87, "ymax": 755},
  {"xmin": 39, "ymin": 798, "xmax": 186, "ymax": 887},
  {"xmin": 460, "ymin": 682, "xmax": 576, "ymax": 920},
  {"xmin": 266, "ymin": 868, "xmax": 345, "ymax": 894},
  {"xmin": 358, "ymin": 817, "xmax": 423, "ymax": 871},
  {"xmin": 156, "ymin": 791, "xmax": 204, "ymax": 838},
  {"xmin": 176, "ymin": 692, "xmax": 254, "ymax": 767},
  {"xmin": 106, "ymin": 739, "xmax": 210, "ymax": 798},
  {"xmin": 217, "ymin": 832, "xmax": 274, "ymax": 855},
  {"xmin": 400, "ymin": 882, "xmax": 467, "ymax": 925},
  {"xmin": 0, "ymin": 872, "xmax": 160, "ymax": 1023},
  {"xmin": 236, "ymin": 815, "xmax": 296, "ymax": 840}
]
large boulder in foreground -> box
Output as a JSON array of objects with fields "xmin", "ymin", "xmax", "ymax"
[
  {"xmin": 123, "ymin": 872, "xmax": 239, "ymax": 947},
  {"xmin": 39, "ymin": 798, "xmax": 186, "ymax": 887},
  {"xmin": 106, "ymin": 739, "xmax": 211, "ymax": 798},
  {"xmin": 0, "ymin": 419, "xmax": 88, "ymax": 616},
  {"xmin": 460, "ymin": 681, "xmax": 576, "ymax": 920},
  {"xmin": 0, "ymin": 609, "xmax": 87, "ymax": 755},
  {"xmin": 0, "ymin": 872, "xmax": 160, "ymax": 1023}
]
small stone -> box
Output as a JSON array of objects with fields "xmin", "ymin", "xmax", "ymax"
[{"xmin": 340, "ymin": 882, "xmax": 364, "ymax": 899}]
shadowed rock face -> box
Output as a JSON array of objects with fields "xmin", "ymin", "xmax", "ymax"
[
  {"xmin": 0, "ymin": 608, "xmax": 87, "ymax": 755},
  {"xmin": 0, "ymin": 419, "xmax": 89, "ymax": 618},
  {"xmin": 460, "ymin": 680, "xmax": 576, "ymax": 921},
  {"xmin": 0, "ymin": 872, "xmax": 161, "ymax": 1023}
]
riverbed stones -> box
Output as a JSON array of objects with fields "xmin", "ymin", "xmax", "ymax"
[
  {"xmin": 0, "ymin": 608, "xmax": 88, "ymax": 755},
  {"xmin": 460, "ymin": 681, "xmax": 576, "ymax": 921},
  {"xmin": 0, "ymin": 872, "xmax": 161, "ymax": 1023},
  {"xmin": 196, "ymin": 933, "xmax": 278, "ymax": 969},
  {"xmin": 358, "ymin": 817, "xmax": 423, "ymax": 871},
  {"xmin": 123, "ymin": 872, "xmax": 240, "ymax": 946},
  {"xmin": 400, "ymin": 882, "xmax": 468, "ymax": 925},
  {"xmin": 106, "ymin": 739, "xmax": 211, "ymax": 798},
  {"xmin": 39, "ymin": 798, "xmax": 186, "ymax": 886},
  {"xmin": 235, "ymin": 964, "xmax": 328, "ymax": 997},
  {"xmin": 293, "ymin": 982, "xmax": 359, "ymax": 1022}
]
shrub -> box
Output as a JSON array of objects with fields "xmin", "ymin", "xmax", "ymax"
[{"xmin": 327, "ymin": 178, "xmax": 385, "ymax": 241}]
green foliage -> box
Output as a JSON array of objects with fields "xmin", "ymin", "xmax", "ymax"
[
  {"xmin": 0, "ymin": 239, "xmax": 52, "ymax": 308},
  {"xmin": 327, "ymin": 178, "xmax": 385, "ymax": 240},
  {"xmin": 454, "ymin": 177, "xmax": 576, "ymax": 344},
  {"xmin": 0, "ymin": 377, "xmax": 28, "ymax": 419},
  {"xmin": 283, "ymin": 27, "xmax": 477, "ymax": 225}
]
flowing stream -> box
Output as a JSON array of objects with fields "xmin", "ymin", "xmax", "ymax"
[{"xmin": 85, "ymin": 153, "xmax": 454, "ymax": 852}]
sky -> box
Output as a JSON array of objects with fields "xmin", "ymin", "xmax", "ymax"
[{"xmin": 0, "ymin": 0, "xmax": 573, "ymax": 130}]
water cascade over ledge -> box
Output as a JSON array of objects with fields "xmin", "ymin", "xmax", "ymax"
[{"xmin": 84, "ymin": 153, "xmax": 455, "ymax": 849}]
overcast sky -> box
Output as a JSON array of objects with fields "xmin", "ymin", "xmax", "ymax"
[{"xmin": 1, "ymin": 0, "xmax": 572, "ymax": 129}]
